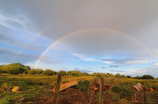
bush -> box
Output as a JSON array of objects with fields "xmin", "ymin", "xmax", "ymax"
[
  {"xmin": 127, "ymin": 75, "xmax": 131, "ymax": 78},
  {"xmin": 8, "ymin": 67, "xmax": 20, "ymax": 75},
  {"xmin": 112, "ymin": 86, "xmax": 122, "ymax": 93},
  {"xmin": 81, "ymin": 72, "xmax": 89, "ymax": 76},
  {"xmin": 74, "ymin": 80, "xmax": 89, "ymax": 91},
  {"xmin": 42, "ymin": 69, "xmax": 54, "ymax": 76},
  {"xmin": 122, "ymin": 86, "xmax": 134, "ymax": 97},
  {"xmin": 58, "ymin": 70, "xmax": 66, "ymax": 76},
  {"xmin": 67, "ymin": 71, "xmax": 81, "ymax": 76},
  {"xmin": 142, "ymin": 75, "xmax": 154, "ymax": 79},
  {"xmin": 28, "ymin": 69, "xmax": 37, "ymax": 75}
]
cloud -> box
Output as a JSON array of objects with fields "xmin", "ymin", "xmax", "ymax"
[
  {"xmin": 109, "ymin": 65, "xmax": 120, "ymax": 68},
  {"xmin": 72, "ymin": 53, "xmax": 113, "ymax": 64},
  {"xmin": 74, "ymin": 67, "xmax": 93, "ymax": 72},
  {"xmin": 109, "ymin": 70, "xmax": 125, "ymax": 72},
  {"xmin": 0, "ymin": 46, "xmax": 53, "ymax": 64},
  {"xmin": 102, "ymin": 57, "xmax": 155, "ymax": 65},
  {"xmin": 101, "ymin": 66, "xmax": 107, "ymax": 69},
  {"xmin": 0, "ymin": 24, "xmax": 42, "ymax": 51},
  {"xmin": 0, "ymin": 1, "xmax": 158, "ymax": 56}
]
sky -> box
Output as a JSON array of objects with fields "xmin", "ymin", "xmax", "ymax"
[{"xmin": 0, "ymin": 0, "xmax": 158, "ymax": 77}]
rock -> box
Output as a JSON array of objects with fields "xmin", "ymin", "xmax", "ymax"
[{"xmin": 133, "ymin": 83, "xmax": 141, "ymax": 92}]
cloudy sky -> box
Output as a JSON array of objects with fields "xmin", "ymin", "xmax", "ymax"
[{"xmin": 1, "ymin": 0, "xmax": 158, "ymax": 77}]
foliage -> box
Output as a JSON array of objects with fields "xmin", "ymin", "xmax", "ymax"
[
  {"xmin": 115, "ymin": 73, "xmax": 121, "ymax": 78},
  {"xmin": 58, "ymin": 70, "xmax": 66, "ymax": 76},
  {"xmin": 67, "ymin": 71, "xmax": 81, "ymax": 76},
  {"xmin": 112, "ymin": 86, "xmax": 122, "ymax": 93},
  {"xmin": 42, "ymin": 69, "xmax": 56, "ymax": 76},
  {"xmin": 36, "ymin": 69, "xmax": 44, "ymax": 74},
  {"xmin": 134, "ymin": 75, "xmax": 142, "ymax": 79},
  {"xmin": 81, "ymin": 72, "xmax": 89, "ymax": 76},
  {"xmin": 74, "ymin": 80, "xmax": 89, "ymax": 91},
  {"xmin": 121, "ymin": 86, "xmax": 134, "ymax": 97},
  {"xmin": 142, "ymin": 75, "xmax": 154, "ymax": 79},
  {"xmin": 127, "ymin": 75, "xmax": 131, "ymax": 78},
  {"xmin": 8, "ymin": 67, "xmax": 21, "ymax": 75},
  {"xmin": 28, "ymin": 69, "xmax": 37, "ymax": 75},
  {"xmin": 0, "ymin": 63, "xmax": 31, "ymax": 74}
]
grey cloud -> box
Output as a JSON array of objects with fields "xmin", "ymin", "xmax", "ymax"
[
  {"xmin": 109, "ymin": 65, "xmax": 120, "ymax": 68},
  {"xmin": 109, "ymin": 70, "xmax": 125, "ymax": 72},
  {"xmin": 102, "ymin": 57, "xmax": 154, "ymax": 65},
  {"xmin": 101, "ymin": 65, "xmax": 120, "ymax": 69},
  {"xmin": 74, "ymin": 67, "xmax": 93, "ymax": 72},
  {"xmin": 0, "ymin": 0, "xmax": 158, "ymax": 57},
  {"xmin": 0, "ymin": 46, "xmax": 53, "ymax": 64},
  {"xmin": 101, "ymin": 66, "xmax": 107, "ymax": 69},
  {"xmin": 0, "ymin": 24, "xmax": 42, "ymax": 51}
]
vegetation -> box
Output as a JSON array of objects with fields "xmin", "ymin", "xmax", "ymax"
[
  {"xmin": 142, "ymin": 75, "xmax": 154, "ymax": 79},
  {"xmin": 0, "ymin": 63, "xmax": 158, "ymax": 103}
]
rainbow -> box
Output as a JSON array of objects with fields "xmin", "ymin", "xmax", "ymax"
[{"xmin": 33, "ymin": 28, "xmax": 155, "ymax": 68}]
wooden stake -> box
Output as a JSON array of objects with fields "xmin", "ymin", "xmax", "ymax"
[
  {"xmin": 99, "ymin": 76, "xmax": 103, "ymax": 104},
  {"xmin": 53, "ymin": 74, "xmax": 62, "ymax": 104}
]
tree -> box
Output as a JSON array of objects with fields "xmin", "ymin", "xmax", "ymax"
[
  {"xmin": 28, "ymin": 69, "xmax": 37, "ymax": 75},
  {"xmin": 43, "ymin": 69, "xmax": 55, "ymax": 76},
  {"xmin": 67, "ymin": 71, "xmax": 81, "ymax": 76},
  {"xmin": 142, "ymin": 75, "xmax": 154, "ymax": 79},
  {"xmin": 2, "ymin": 66, "xmax": 10, "ymax": 73},
  {"xmin": 8, "ymin": 67, "xmax": 20, "ymax": 75},
  {"xmin": 58, "ymin": 70, "xmax": 66, "ymax": 76},
  {"xmin": 127, "ymin": 75, "xmax": 131, "ymax": 78},
  {"xmin": 115, "ymin": 73, "xmax": 121, "ymax": 78},
  {"xmin": 81, "ymin": 72, "xmax": 89, "ymax": 76},
  {"xmin": 36, "ymin": 69, "xmax": 44, "ymax": 74}
]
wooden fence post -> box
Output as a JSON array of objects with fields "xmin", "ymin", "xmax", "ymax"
[
  {"xmin": 99, "ymin": 76, "xmax": 104, "ymax": 104},
  {"xmin": 53, "ymin": 74, "xmax": 62, "ymax": 104}
]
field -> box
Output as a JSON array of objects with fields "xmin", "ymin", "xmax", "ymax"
[{"xmin": 0, "ymin": 73, "xmax": 158, "ymax": 104}]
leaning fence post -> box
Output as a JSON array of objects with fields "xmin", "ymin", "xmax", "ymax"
[{"xmin": 53, "ymin": 74, "xmax": 62, "ymax": 104}]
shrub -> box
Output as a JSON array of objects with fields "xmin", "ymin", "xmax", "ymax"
[
  {"xmin": 42, "ymin": 69, "xmax": 54, "ymax": 76},
  {"xmin": 8, "ymin": 67, "xmax": 20, "ymax": 75},
  {"xmin": 74, "ymin": 80, "xmax": 89, "ymax": 91},
  {"xmin": 142, "ymin": 75, "xmax": 154, "ymax": 79},
  {"xmin": 112, "ymin": 86, "xmax": 122, "ymax": 93},
  {"xmin": 122, "ymin": 86, "xmax": 134, "ymax": 97},
  {"xmin": 58, "ymin": 70, "xmax": 66, "ymax": 76},
  {"xmin": 28, "ymin": 69, "xmax": 37, "ymax": 75},
  {"xmin": 81, "ymin": 72, "xmax": 89, "ymax": 76},
  {"xmin": 127, "ymin": 75, "xmax": 131, "ymax": 78}
]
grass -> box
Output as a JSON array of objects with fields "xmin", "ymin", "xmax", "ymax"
[{"xmin": 0, "ymin": 73, "xmax": 158, "ymax": 103}]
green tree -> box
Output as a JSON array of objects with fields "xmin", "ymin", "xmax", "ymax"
[
  {"xmin": 81, "ymin": 72, "xmax": 89, "ymax": 76},
  {"xmin": 115, "ymin": 73, "xmax": 121, "ymax": 78},
  {"xmin": 2, "ymin": 66, "xmax": 10, "ymax": 73},
  {"xmin": 127, "ymin": 75, "xmax": 131, "ymax": 78},
  {"xmin": 142, "ymin": 75, "xmax": 154, "ymax": 79},
  {"xmin": 36, "ymin": 69, "xmax": 44, "ymax": 74},
  {"xmin": 8, "ymin": 67, "xmax": 20, "ymax": 75},
  {"xmin": 28, "ymin": 69, "xmax": 37, "ymax": 75},
  {"xmin": 58, "ymin": 70, "xmax": 66, "ymax": 76},
  {"xmin": 43, "ymin": 69, "xmax": 55, "ymax": 76}
]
